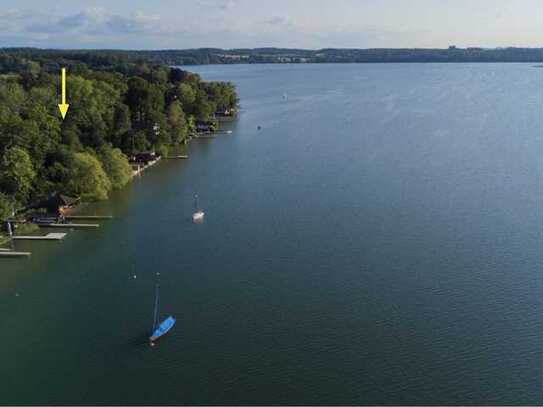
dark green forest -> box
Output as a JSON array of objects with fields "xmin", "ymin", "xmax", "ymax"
[{"xmin": 0, "ymin": 50, "xmax": 238, "ymax": 220}]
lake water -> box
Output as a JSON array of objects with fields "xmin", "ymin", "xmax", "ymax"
[{"xmin": 3, "ymin": 63, "xmax": 543, "ymax": 405}]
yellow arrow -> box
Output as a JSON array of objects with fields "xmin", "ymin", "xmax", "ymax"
[{"xmin": 58, "ymin": 68, "xmax": 69, "ymax": 120}]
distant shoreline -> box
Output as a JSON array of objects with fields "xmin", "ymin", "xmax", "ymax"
[{"xmin": 8, "ymin": 46, "xmax": 543, "ymax": 65}]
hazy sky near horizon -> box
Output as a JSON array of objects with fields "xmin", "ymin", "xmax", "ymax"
[{"xmin": 2, "ymin": 0, "xmax": 543, "ymax": 49}]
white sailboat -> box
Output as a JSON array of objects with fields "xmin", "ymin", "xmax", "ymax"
[{"xmin": 192, "ymin": 194, "xmax": 205, "ymax": 223}]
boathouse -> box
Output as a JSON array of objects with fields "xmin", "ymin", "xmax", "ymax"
[
  {"xmin": 28, "ymin": 193, "xmax": 80, "ymax": 216},
  {"xmin": 215, "ymin": 108, "xmax": 235, "ymax": 117},
  {"xmin": 195, "ymin": 120, "xmax": 218, "ymax": 133},
  {"xmin": 131, "ymin": 151, "xmax": 158, "ymax": 164}
]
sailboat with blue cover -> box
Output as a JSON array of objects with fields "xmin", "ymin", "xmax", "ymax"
[{"xmin": 149, "ymin": 283, "xmax": 175, "ymax": 345}]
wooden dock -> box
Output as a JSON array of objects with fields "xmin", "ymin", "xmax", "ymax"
[
  {"xmin": 65, "ymin": 215, "xmax": 113, "ymax": 220},
  {"xmin": 131, "ymin": 157, "xmax": 161, "ymax": 177},
  {"xmin": 38, "ymin": 223, "xmax": 100, "ymax": 229},
  {"xmin": 164, "ymin": 155, "xmax": 189, "ymax": 159},
  {"xmin": 13, "ymin": 233, "xmax": 67, "ymax": 241},
  {"xmin": 0, "ymin": 251, "xmax": 31, "ymax": 258}
]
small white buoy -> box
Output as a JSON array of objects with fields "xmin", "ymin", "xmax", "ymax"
[
  {"xmin": 15, "ymin": 292, "xmax": 20, "ymax": 297},
  {"xmin": 133, "ymin": 275, "xmax": 137, "ymax": 279}
]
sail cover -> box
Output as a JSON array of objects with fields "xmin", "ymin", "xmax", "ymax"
[{"xmin": 150, "ymin": 316, "xmax": 176, "ymax": 341}]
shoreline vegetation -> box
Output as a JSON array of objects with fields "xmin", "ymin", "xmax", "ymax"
[
  {"xmin": 0, "ymin": 49, "xmax": 238, "ymax": 242},
  {"xmin": 6, "ymin": 47, "xmax": 543, "ymax": 65}
]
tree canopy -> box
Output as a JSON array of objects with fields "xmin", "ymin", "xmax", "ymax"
[
  {"xmin": 98, "ymin": 145, "xmax": 133, "ymax": 190},
  {"xmin": 0, "ymin": 50, "xmax": 238, "ymax": 219}
]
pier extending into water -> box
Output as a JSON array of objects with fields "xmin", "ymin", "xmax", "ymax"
[
  {"xmin": 38, "ymin": 223, "xmax": 100, "ymax": 229},
  {"xmin": 65, "ymin": 215, "xmax": 113, "ymax": 220},
  {"xmin": 13, "ymin": 233, "xmax": 67, "ymax": 241},
  {"xmin": 0, "ymin": 251, "xmax": 31, "ymax": 257},
  {"xmin": 164, "ymin": 155, "xmax": 189, "ymax": 159},
  {"xmin": 132, "ymin": 156, "xmax": 161, "ymax": 177}
]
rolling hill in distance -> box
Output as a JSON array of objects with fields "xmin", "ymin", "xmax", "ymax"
[{"xmin": 6, "ymin": 46, "xmax": 543, "ymax": 66}]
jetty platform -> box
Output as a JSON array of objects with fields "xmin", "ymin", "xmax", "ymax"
[
  {"xmin": 0, "ymin": 251, "xmax": 31, "ymax": 258},
  {"xmin": 164, "ymin": 155, "xmax": 189, "ymax": 159},
  {"xmin": 65, "ymin": 215, "xmax": 113, "ymax": 220},
  {"xmin": 38, "ymin": 223, "xmax": 100, "ymax": 229},
  {"xmin": 132, "ymin": 156, "xmax": 161, "ymax": 177},
  {"xmin": 13, "ymin": 233, "xmax": 67, "ymax": 241}
]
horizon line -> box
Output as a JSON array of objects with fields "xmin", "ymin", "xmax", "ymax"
[{"xmin": 3, "ymin": 46, "xmax": 543, "ymax": 52}]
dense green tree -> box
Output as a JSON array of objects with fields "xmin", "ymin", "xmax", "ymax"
[
  {"xmin": 186, "ymin": 115, "xmax": 196, "ymax": 136},
  {"xmin": 66, "ymin": 152, "xmax": 111, "ymax": 201},
  {"xmin": 169, "ymin": 68, "xmax": 189, "ymax": 83},
  {"xmin": 98, "ymin": 145, "xmax": 132, "ymax": 190},
  {"xmin": 0, "ymin": 146, "xmax": 36, "ymax": 203},
  {"xmin": 0, "ymin": 109, "xmax": 22, "ymax": 152},
  {"xmin": 175, "ymin": 83, "xmax": 196, "ymax": 112},
  {"xmin": 0, "ymin": 192, "xmax": 14, "ymax": 221},
  {"xmin": 193, "ymin": 89, "xmax": 214, "ymax": 119},
  {"xmin": 155, "ymin": 144, "xmax": 170, "ymax": 157},
  {"xmin": 0, "ymin": 81, "xmax": 26, "ymax": 115},
  {"xmin": 128, "ymin": 130, "xmax": 150, "ymax": 153},
  {"xmin": 65, "ymin": 76, "xmax": 119, "ymax": 149},
  {"xmin": 110, "ymin": 103, "xmax": 132, "ymax": 149},
  {"xmin": 204, "ymin": 82, "xmax": 238, "ymax": 111},
  {"xmin": 39, "ymin": 145, "xmax": 73, "ymax": 196},
  {"xmin": 125, "ymin": 77, "xmax": 151, "ymax": 126},
  {"xmin": 167, "ymin": 101, "xmax": 188, "ymax": 144},
  {"xmin": 28, "ymin": 86, "xmax": 57, "ymax": 108},
  {"xmin": 149, "ymin": 66, "xmax": 169, "ymax": 84},
  {"xmin": 22, "ymin": 105, "xmax": 61, "ymax": 166}
]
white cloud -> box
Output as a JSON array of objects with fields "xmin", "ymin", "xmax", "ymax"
[
  {"xmin": 196, "ymin": 0, "xmax": 237, "ymax": 10},
  {"xmin": 25, "ymin": 8, "xmax": 162, "ymax": 36},
  {"xmin": 0, "ymin": 4, "xmax": 435, "ymax": 49},
  {"xmin": 0, "ymin": 7, "xmax": 187, "ymax": 48}
]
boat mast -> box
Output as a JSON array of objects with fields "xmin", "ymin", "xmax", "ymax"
[
  {"xmin": 152, "ymin": 283, "xmax": 160, "ymax": 330},
  {"xmin": 194, "ymin": 194, "xmax": 199, "ymax": 212}
]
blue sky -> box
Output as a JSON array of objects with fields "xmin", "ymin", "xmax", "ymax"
[{"xmin": 2, "ymin": 0, "xmax": 543, "ymax": 49}]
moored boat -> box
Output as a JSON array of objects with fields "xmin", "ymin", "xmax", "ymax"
[
  {"xmin": 149, "ymin": 284, "xmax": 175, "ymax": 345},
  {"xmin": 192, "ymin": 195, "xmax": 205, "ymax": 223},
  {"xmin": 150, "ymin": 316, "xmax": 176, "ymax": 343}
]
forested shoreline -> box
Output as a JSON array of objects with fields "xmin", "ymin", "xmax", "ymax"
[
  {"xmin": 0, "ymin": 50, "xmax": 238, "ymax": 221},
  {"xmin": 6, "ymin": 47, "xmax": 543, "ymax": 66}
]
